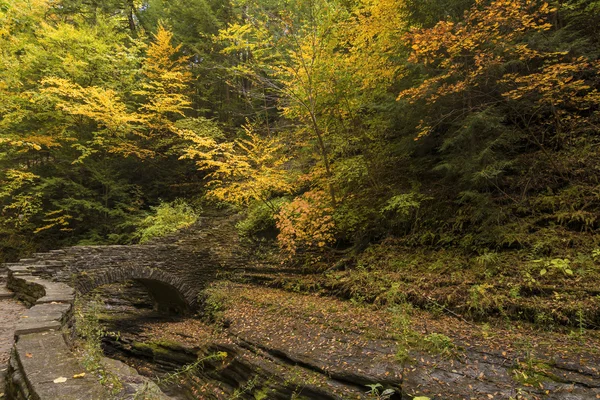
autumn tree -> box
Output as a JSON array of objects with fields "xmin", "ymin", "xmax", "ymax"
[{"xmin": 179, "ymin": 120, "xmax": 294, "ymax": 208}]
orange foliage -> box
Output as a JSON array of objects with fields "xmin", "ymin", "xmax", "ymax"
[
  {"xmin": 398, "ymin": 0, "xmax": 555, "ymax": 108},
  {"xmin": 276, "ymin": 190, "xmax": 336, "ymax": 256},
  {"xmin": 398, "ymin": 0, "xmax": 600, "ymax": 141}
]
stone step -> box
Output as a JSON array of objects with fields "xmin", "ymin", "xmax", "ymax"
[
  {"xmin": 14, "ymin": 302, "xmax": 71, "ymax": 335},
  {"xmin": 48, "ymin": 249, "xmax": 67, "ymax": 254},
  {"xmin": 7, "ymin": 265, "xmax": 33, "ymax": 276},
  {"xmin": 0, "ymin": 286, "xmax": 14, "ymax": 299}
]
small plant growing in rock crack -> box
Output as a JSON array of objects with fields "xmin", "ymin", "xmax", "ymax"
[
  {"xmin": 569, "ymin": 307, "xmax": 586, "ymax": 339},
  {"xmin": 156, "ymin": 351, "xmax": 228, "ymax": 387},
  {"xmin": 132, "ymin": 382, "xmax": 165, "ymax": 400},
  {"xmin": 134, "ymin": 352, "xmax": 228, "ymax": 399},
  {"xmin": 511, "ymin": 339, "xmax": 552, "ymax": 386},
  {"xmin": 230, "ymin": 375, "xmax": 271, "ymax": 400},
  {"xmin": 389, "ymin": 304, "xmax": 418, "ymax": 362},
  {"xmin": 73, "ymin": 296, "xmax": 122, "ymax": 394},
  {"xmin": 365, "ymin": 383, "xmax": 395, "ymax": 399},
  {"xmin": 422, "ymin": 333, "xmax": 456, "ymax": 356}
]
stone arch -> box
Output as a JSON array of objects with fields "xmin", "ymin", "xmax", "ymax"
[{"xmin": 75, "ymin": 266, "xmax": 197, "ymax": 315}]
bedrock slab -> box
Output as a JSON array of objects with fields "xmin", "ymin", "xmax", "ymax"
[
  {"xmin": 14, "ymin": 303, "xmax": 72, "ymax": 336},
  {"xmin": 13, "ymin": 331, "xmax": 107, "ymax": 400}
]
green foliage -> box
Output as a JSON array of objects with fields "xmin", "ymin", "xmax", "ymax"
[
  {"xmin": 365, "ymin": 383, "xmax": 395, "ymax": 400},
  {"xmin": 236, "ymin": 198, "xmax": 289, "ymax": 240},
  {"xmin": 422, "ymin": 333, "xmax": 455, "ymax": 356},
  {"xmin": 73, "ymin": 297, "xmax": 122, "ymax": 393},
  {"xmin": 533, "ymin": 258, "xmax": 574, "ymax": 277},
  {"xmin": 135, "ymin": 199, "xmax": 199, "ymax": 243},
  {"xmin": 131, "ymin": 351, "xmax": 228, "ymax": 399},
  {"xmin": 200, "ymin": 284, "xmax": 232, "ymax": 325},
  {"xmin": 155, "ymin": 351, "xmax": 228, "ymax": 386},
  {"xmin": 467, "ymin": 283, "xmax": 498, "ymax": 318},
  {"xmin": 381, "ymin": 193, "xmax": 423, "ymax": 217},
  {"xmin": 2, "ymin": 0, "xmax": 600, "ymax": 336}
]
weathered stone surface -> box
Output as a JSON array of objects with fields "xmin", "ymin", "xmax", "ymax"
[
  {"xmin": 7, "ymin": 265, "xmax": 31, "ymax": 276},
  {"xmin": 0, "ymin": 297, "xmax": 26, "ymax": 397},
  {"xmin": 14, "ymin": 303, "xmax": 71, "ymax": 336},
  {"xmin": 101, "ymin": 358, "xmax": 169, "ymax": 399},
  {"xmin": 35, "ymin": 281, "xmax": 75, "ymax": 305},
  {"xmin": 7, "ymin": 273, "xmax": 75, "ymax": 307},
  {"xmin": 0, "ymin": 286, "xmax": 14, "ymax": 299},
  {"xmin": 3, "ymin": 240, "xmax": 178, "ymax": 400},
  {"xmin": 14, "ymin": 332, "xmax": 108, "ymax": 400}
]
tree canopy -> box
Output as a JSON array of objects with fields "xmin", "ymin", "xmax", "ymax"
[{"xmin": 1, "ymin": 0, "xmax": 599, "ymax": 267}]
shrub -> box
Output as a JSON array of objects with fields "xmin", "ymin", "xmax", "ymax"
[
  {"xmin": 276, "ymin": 190, "xmax": 336, "ymax": 256},
  {"xmin": 135, "ymin": 199, "xmax": 199, "ymax": 243},
  {"xmin": 236, "ymin": 198, "xmax": 288, "ymax": 240}
]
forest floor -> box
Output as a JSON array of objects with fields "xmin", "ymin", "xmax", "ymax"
[
  {"xmin": 82, "ymin": 212, "xmax": 600, "ymax": 399},
  {"xmin": 258, "ymin": 241, "xmax": 600, "ymax": 333},
  {"xmin": 97, "ymin": 279, "xmax": 600, "ymax": 399}
]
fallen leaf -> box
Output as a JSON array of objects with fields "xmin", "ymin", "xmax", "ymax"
[{"xmin": 53, "ymin": 377, "xmax": 67, "ymax": 383}]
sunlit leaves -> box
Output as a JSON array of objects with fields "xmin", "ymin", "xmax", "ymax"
[
  {"xmin": 276, "ymin": 190, "xmax": 336, "ymax": 256},
  {"xmin": 136, "ymin": 24, "xmax": 192, "ymax": 128},
  {"xmin": 42, "ymin": 77, "xmax": 143, "ymax": 136},
  {"xmin": 180, "ymin": 120, "xmax": 294, "ymax": 206},
  {"xmin": 0, "ymin": 170, "xmax": 42, "ymax": 229}
]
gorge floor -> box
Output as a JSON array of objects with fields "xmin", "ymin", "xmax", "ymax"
[{"xmin": 87, "ymin": 280, "xmax": 600, "ymax": 400}]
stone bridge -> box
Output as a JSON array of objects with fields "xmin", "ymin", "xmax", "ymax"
[
  {"xmin": 0, "ymin": 211, "xmax": 273, "ymax": 399},
  {"xmin": 7, "ymin": 211, "xmax": 252, "ymax": 315}
]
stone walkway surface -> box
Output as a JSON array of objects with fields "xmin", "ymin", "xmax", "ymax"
[{"xmin": 0, "ymin": 296, "xmax": 27, "ymax": 397}]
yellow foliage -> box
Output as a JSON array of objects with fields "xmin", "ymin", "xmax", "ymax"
[
  {"xmin": 34, "ymin": 209, "xmax": 74, "ymax": 234},
  {"xmin": 137, "ymin": 24, "xmax": 192, "ymax": 126},
  {"xmin": 179, "ymin": 121, "xmax": 293, "ymax": 206},
  {"xmin": 0, "ymin": 0, "xmax": 50, "ymax": 39},
  {"xmin": 341, "ymin": 0, "xmax": 408, "ymax": 90},
  {"xmin": 42, "ymin": 77, "xmax": 144, "ymax": 136},
  {"xmin": 0, "ymin": 169, "xmax": 42, "ymax": 229}
]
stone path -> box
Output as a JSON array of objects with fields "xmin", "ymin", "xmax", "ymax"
[
  {"xmin": 0, "ymin": 270, "xmax": 26, "ymax": 398},
  {"xmin": 0, "ymin": 299, "xmax": 26, "ymax": 366}
]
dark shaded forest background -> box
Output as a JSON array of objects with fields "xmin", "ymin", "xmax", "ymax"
[{"xmin": 1, "ymin": 0, "xmax": 599, "ymax": 277}]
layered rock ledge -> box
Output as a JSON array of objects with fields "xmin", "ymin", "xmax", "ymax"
[{"xmin": 3, "ymin": 263, "xmax": 167, "ymax": 400}]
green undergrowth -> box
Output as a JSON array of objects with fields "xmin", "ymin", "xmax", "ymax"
[
  {"xmin": 389, "ymin": 303, "xmax": 458, "ymax": 362},
  {"xmin": 271, "ymin": 242, "xmax": 600, "ymax": 331},
  {"xmin": 73, "ymin": 297, "xmax": 123, "ymax": 395},
  {"xmin": 199, "ymin": 284, "xmax": 234, "ymax": 326},
  {"xmin": 135, "ymin": 199, "xmax": 199, "ymax": 244}
]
